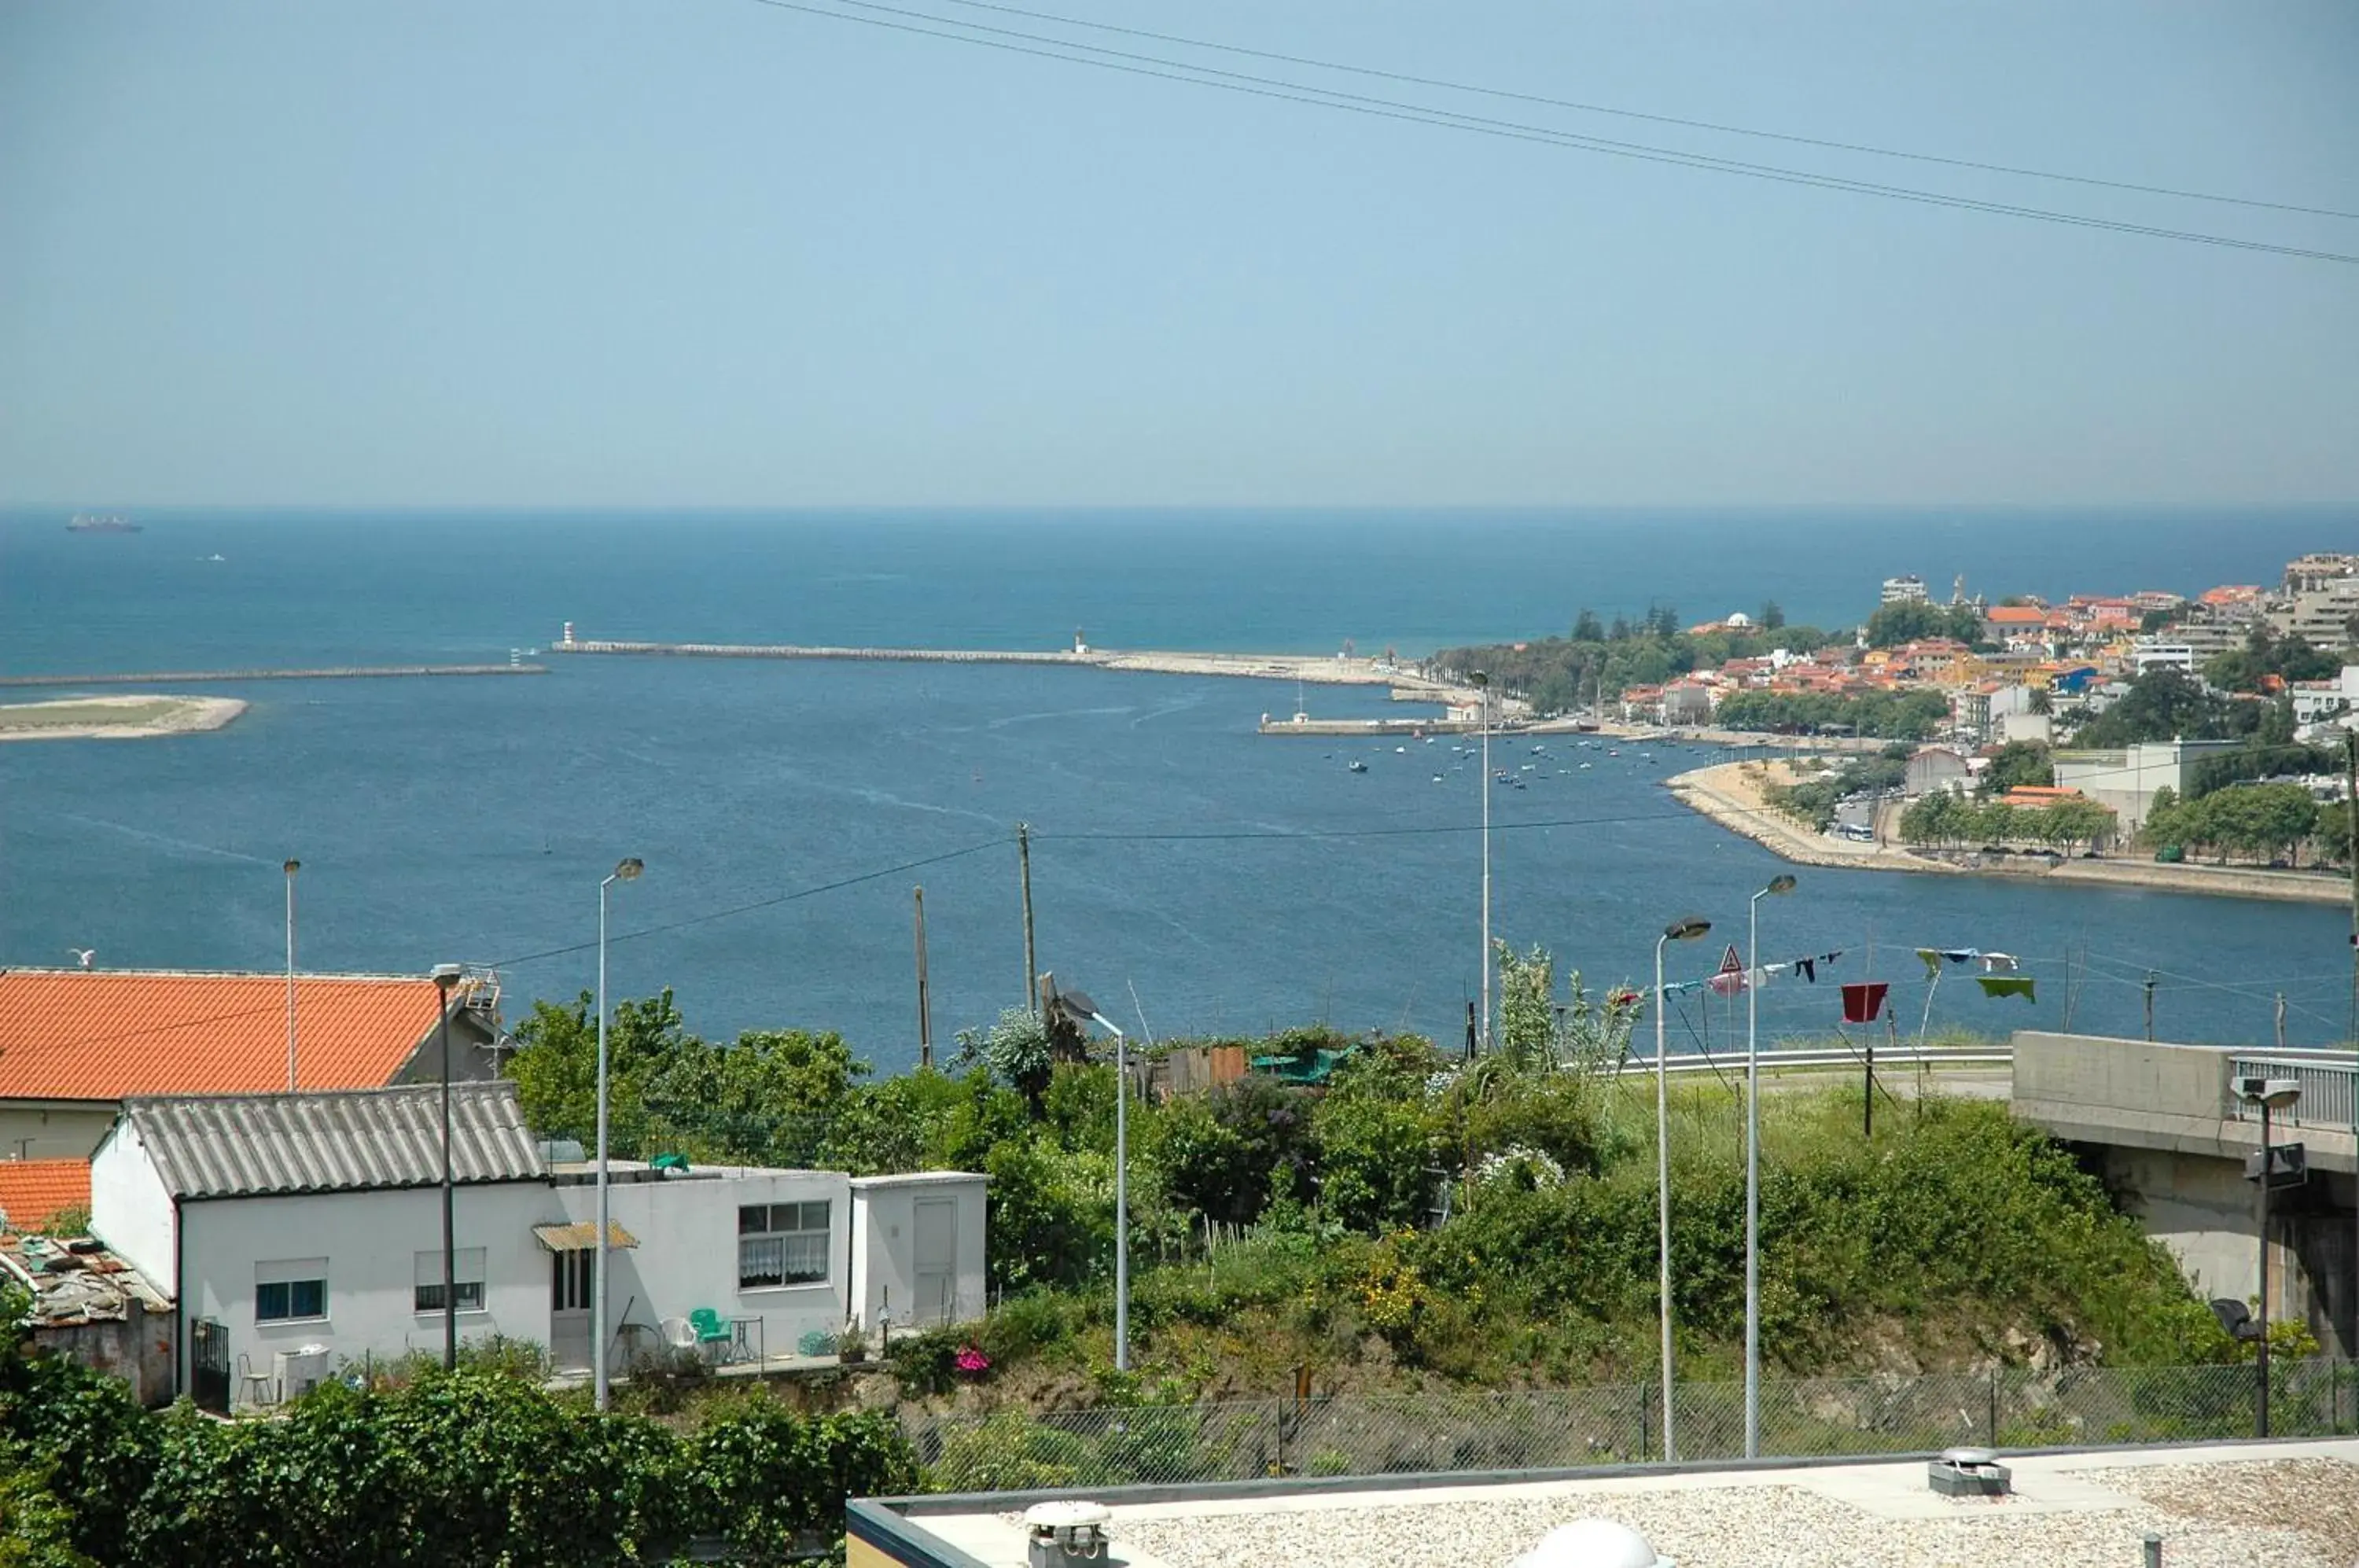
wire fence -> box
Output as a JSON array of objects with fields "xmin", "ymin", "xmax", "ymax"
[{"xmin": 907, "ymin": 1359, "xmax": 2359, "ymax": 1492}]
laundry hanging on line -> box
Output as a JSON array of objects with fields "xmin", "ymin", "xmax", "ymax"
[
  {"xmin": 1916, "ymin": 948, "xmax": 1984, "ymax": 979},
  {"xmin": 1841, "ymin": 981, "xmax": 1890, "ymax": 1024},
  {"xmin": 1978, "ymin": 975, "xmax": 2036, "ymax": 1002}
]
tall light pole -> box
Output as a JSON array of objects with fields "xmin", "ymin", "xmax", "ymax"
[
  {"xmin": 283, "ymin": 859, "xmax": 300, "ymax": 1091},
  {"xmin": 430, "ymin": 963, "xmax": 464, "ymax": 1371},
  {"xmin": 2236, "ymin": 1075, "xmax": 2300, "ymax": 1438},
  {"xmin": 1744, "ymin": 874, "xmax": 1796, "ymax": 1459},
  {"xmin": 594, "ymin": 856, "xmax": 643, "ymax": 1412},
  {"xmin": 1653, "ymin": 915, "xmax": 1711, "ymax": 1459},
  {"xmin": 1472, "ymin": 669, "xmax": 1492, "ymax": 1051},
  {"xmin": 1061, "ymin": 988, "xmax": 1130, "ymax": 1371}
]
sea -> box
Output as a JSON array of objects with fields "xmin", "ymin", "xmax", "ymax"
[{"xmin": 3, "ymin": 506, "xmax": 2354, "ymax": 1069}]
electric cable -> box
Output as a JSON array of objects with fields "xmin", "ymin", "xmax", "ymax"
[
  {"xmin": 741, "ymin": 0, "xmax": 2359, "ymax": 266},
  {"xmin": 916, "ymin": 0, "xmax": 2359, "ymax": 221}
]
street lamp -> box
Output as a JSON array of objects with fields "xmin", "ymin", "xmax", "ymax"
[
  {"xmin": 1653, "ymin": 915, "xmax": 1711, "ymax": 1459},
  {"xmin": 1059, "ymin": 987, "xmax": 1130, "ymax": 1372},
  {"xmin": 1743, "ymin": 874, "xmax": 1795, "ymax": 1459},
  {"xmin": 283, "ymin": 860, "xmax": 300, "ymax": 1092},
  {"xmin": 594, "ymin": 856, "xmax": 643, "ymax": 1412},
  {"xmin": 2235, "ymin": 1075, "xmax": 2300, "ymax": 1438},
  {"xmin": 430, "ymin": 963, "xmax": 464, "ymax": 1371},
  {"xmin": 1471, "ymin": 669, "xmax": 1492, "ymax": 1052}
]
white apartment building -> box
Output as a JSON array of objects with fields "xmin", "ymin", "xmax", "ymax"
[
  {"xmin": 2051, "ymin": 739, "xmax": 2247, "ymax": 834},
  {"xmin": 2291, "ymin": 667, "xmax": 2359, "ymax": 728},
  {"xmin": 88, "ymin": 1083, "xmax": 986, "ymax": 1408},
  {"xmin": 2132, "ymin": 642, "xmax": 2197, "ymax": 675}
]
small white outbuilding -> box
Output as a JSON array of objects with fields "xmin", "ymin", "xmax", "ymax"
[{"xmin": 87, "ymin": 1082, "xmax": 985, "ymax": 1407}]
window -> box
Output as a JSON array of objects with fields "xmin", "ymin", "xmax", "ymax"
[
  {"xmin": 255, "ymin": 1258, "xmax": 327, "ymax": 1322},
  {"xmin": 414, "ymin": 1248, "xmax": 488, "ymax": 1313},
  {"xmin": 738, "ymin": 1200, "xmax": 830, "ymax": 1289},
  {"xmin": 552, "ymin": 1249, "xmax": 591, "ymax": 1312}
]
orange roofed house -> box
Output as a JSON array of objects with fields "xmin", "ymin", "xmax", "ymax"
[
  {"xmin": 0, "ymin": 1158, "xmax": 92, "ymax": 1231},
  {"xmin": 0, "ymin": 969, "xmax": 505, "ymax": 1161}
]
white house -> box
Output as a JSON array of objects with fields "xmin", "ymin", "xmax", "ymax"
[
  {"xmin": 87, "ymin": 1083, "xmax": 985, "ymax": 1408},
  {"xmin": 2291, "ymin": 667, "xmax": 2359, "ymax": 728}
]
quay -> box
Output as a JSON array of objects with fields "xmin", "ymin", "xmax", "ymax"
[
  {"xmin": 0, "ymin": 664, "xmax": 548, "ymax": 689},
  {"xmin": 547, "ymin": 628, "xmax": 1482, "ymax": 701}
]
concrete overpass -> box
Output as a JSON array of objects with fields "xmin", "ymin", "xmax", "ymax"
[{"xmin": 2011, "ymin": 1031, "xmax": 2358, "ymax": 1356}]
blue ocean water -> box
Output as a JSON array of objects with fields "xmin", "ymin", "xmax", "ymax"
[{"xmin": 3, "ymin": 506, "xmax": 2353, "ymax": 1064}]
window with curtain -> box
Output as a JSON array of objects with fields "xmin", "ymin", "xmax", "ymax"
[{"xmin": 737, "ymin": 1200, "xmax": 830, "ymax": 1289}]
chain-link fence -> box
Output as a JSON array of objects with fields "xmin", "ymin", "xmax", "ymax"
[{"xmin": 904, "ymin": 1358, "xmax": 2359, "ymax": 1492}]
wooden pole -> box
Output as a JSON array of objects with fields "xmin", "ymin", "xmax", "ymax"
[
  {"xmin": 1018, "ymin": 823, "xmax": 1038, "ymax": 1015},
  {"xmin": 2346, "ymin": 729, "xmax": 2357, "ymax": 1044},
  {"xmin": 914, "ymin": 885, "xmax": 932, "ymax": 1069}
]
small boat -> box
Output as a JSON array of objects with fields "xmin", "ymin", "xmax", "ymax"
[
  {"xmin": 1431, "ymin": 774, "xmax": 1444, "ymax": 783},
  {"xmin": 1608, "ymin": 749, "xmax": 1621, "ymax": 756},
  {"xmin": 1579, "ymin": 762, "xmax": 1592, "ymax": 770},
  {"xmin": 1395, "ymin": 745, "xmax": 1408, "ymax": 754},
  {"xmin": 1348, "ymin": 760, "xmax": 1368, "ymax": 773}
]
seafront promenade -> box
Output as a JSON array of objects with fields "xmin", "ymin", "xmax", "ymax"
[{"xmin": 1669, "ymin": 760, "xmax": 2350, "ymax": 904}]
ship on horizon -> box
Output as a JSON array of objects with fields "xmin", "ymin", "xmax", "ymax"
[{"xmin": 66, "ymin": 513, "xmax": 142, "ymax": 534}]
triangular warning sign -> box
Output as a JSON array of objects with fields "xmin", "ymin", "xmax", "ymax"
[{"xmin": 1717, "ymin": 944, "xmax": 1744, "ymax": 977}]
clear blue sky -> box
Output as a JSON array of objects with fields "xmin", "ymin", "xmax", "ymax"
[{"xmin": 3, "ymin": 1, "xmax": 2354, "ymax": 507}]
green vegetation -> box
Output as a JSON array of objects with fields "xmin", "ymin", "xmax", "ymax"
[
  {"xmin": 1974, "ymin": 741, "xmax": 2054, "ymax": 798},
  {"xmin": 1862, "ymin": 601, "xmax": 1985, "ymax": 648},
  {"xmin": 508, "ymin": 965, "xmax": 2226, "ymax": 1404},
  {"xmin": 2144, "ymin": 783, "xmax": 2329, "ymax": 867},
  {"xmin": 1714, "ymin": 687, "xmax": 1952, "ymax": 739},
  {"xmin": 1433, "ymin": 609, "xmax": 1837, "ymax": 712},
  {"xmin": 0, "ymin": 1298, "xmax": 914, "ymax": 1567},
  {"xmin": 1899, "ymin": 792, "xmax": 2115, "ymax": 853},
  {"xmin": 2200, "ymin": 626, "xmax": 2345, "ymax": 694},
  {"xmin": 1761, "ymin": 750, "xmax": 1908, "ymax": 830}
]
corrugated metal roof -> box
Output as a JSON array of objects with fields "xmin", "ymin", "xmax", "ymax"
[
  {"xmin": 530, "ymin": 1220, "xmax": 638, "ymax": 1251},
  {"xmin": 121, "ymin": 1082, "xmax": 546, "ymax": 1199}
]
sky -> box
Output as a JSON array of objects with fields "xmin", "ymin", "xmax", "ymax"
[{"xmin": 2, "ymin": 1, "xmax": 2355, "ymax": 509}]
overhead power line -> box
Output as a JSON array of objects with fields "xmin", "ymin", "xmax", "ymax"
[
  {"xmin": 743, "ymin": 0, "xmax": 2359, "ymax": 265},
  {"xmin": 920, "ymin": 0, "xmax": 2359, "ymax": 222},
  {"xmin": 490, "ymin": 837, "xmax": 1011, "ymax": 969}
]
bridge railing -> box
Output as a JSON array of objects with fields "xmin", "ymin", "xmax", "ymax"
[{"xmin": 2228, "ymin": 1055, "xmax": 2359, "ymax": 1131}]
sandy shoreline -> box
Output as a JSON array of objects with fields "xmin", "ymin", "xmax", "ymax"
[
  {"xmin": 1667, "ymin": 760, "xmax": 2350, "ymax": 905},
  {"xmin": 0, "ymin": 694, "xmax": 248, "ymax": 742}
]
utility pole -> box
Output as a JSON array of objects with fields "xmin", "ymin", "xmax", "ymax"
[
  {"xmin": 2275, "ymin": 992, "xmax": 2287, "ymax": 1052},
  {"xmin": 2345, "ymin": 728, "xmax": 2357, "ymax": 1044},
  {"xmin": 914, "ymin": 885, "xmax": 932, "ymax": 1069},
  {"xmin": 1017, "ymin": 823, "xmax": 1037, "ymax": 1016},
  {"xmin": 2144, "ymin": 972, "xmax": 2158, "ymax": 1042}
]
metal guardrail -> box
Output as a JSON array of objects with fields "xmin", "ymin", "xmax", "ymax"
[
  {"xmin": 1617, "ymin": 1045, "xmax": 2012, "ymax": 1079},
  {"xmin": 2228, "ymin": 1055, "xmax": 2359, "ymax": 1132},
  {"xmin": 907, "ymin": 1360, "xmax": 2359, "ymax": 1492}
]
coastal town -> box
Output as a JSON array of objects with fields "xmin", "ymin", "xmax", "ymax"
[{"xmin": 1437, "ymin": 550, "xmax": 2359, "ymax": 890}]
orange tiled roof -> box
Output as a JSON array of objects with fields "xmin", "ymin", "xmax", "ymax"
[
  {"xmin": 0, "ymin": 970, "xmax": 442, "ymax": 1102},
  {"xmin": 0, "ymin": 1160, "xmax": 92, "ymax": 1231},
  {"xmin": 1984, "ymin": 606, "xmax": 2048, "ymax": 626}
]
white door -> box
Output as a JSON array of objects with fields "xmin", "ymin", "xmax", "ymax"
[
  {"xmin": 550, "ymin": 1250, "xmax": 591, "ymax": 1372},
  {"xmin": 912, "ymin": 1199, "xmax": 957, "ymax": 1326}
]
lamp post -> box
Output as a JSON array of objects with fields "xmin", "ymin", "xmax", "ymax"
[
  {"xmin": 1471, "ymin": 669, "xmax": 1492, "ymax": 1051},
  {"xmin": 1653, "ymin": 915, "xmax": 1711, "ymax": 1459},
  {"xmin": 283, "ymin": 859, "xmax": 300, "ymax": 1091},
  {"xmin": 2236, "ymin": 1076, "xmax": 2300, "ymax": 1438},
  {"xmin": 1061, "ymin": 988, "xmax": 1129, "ymax": 1371},
  {"xmin": 1743, "ymin": 874, "xmax": 1796, "ymax": 1459},
  {"xmin": 594, "ymin": 856, "xmax": 643, "ymax": 1412},
  {"xmin": 430, "ymin": 963, "xmax": 464, "ymax": 1371}
]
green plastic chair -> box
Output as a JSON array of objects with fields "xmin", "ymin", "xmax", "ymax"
[{"xmin": 687, "ymin": 1308, "xmax": 733, "ymax": 1349}]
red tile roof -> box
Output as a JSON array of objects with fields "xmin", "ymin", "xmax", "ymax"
[
  {"xmin": 0, "ymin": 1160, "xmax": 92, "ymax": 1231},
  {"xmin": 0, "ymin": 970, "xmax": 442, "ymax": 1102}
]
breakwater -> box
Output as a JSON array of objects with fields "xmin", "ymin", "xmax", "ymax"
[{"xmin": 0, "ymin": 664, "xmax": 547, "ymax": 688}]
